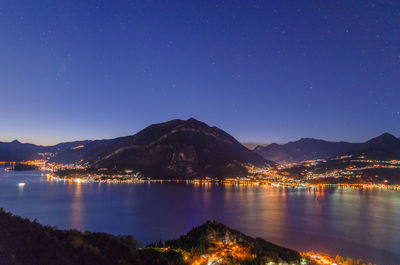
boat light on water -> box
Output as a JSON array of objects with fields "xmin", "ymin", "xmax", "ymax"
[{"xmin": 18, "ymin": 182, "xmax": 26, "ymax": 187}]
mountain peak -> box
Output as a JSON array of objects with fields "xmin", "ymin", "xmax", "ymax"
[
  {"xmin": 186, "ymin": 117, "xmax": 199, "ymax": 122},
  {"xmin": 297, "ymin": 138, "xmax": 324, "ymax": 143},
  {"xmin": 377, "ymin": 132, "xmax": 396, "ymax": 139},
  {"xmin": 184, "ymin": 117, "xmax": 208, "ymax": 127},
  {"xmin": 367, "ymin": 132, "xmax": 398, "ymax": 144},
  {"xmin": 11, "ymin": 140, "xmax": 21, "ymax": 144}
]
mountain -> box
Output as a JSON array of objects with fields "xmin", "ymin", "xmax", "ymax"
[
  {"xmin": 351, "ymin": 133, "xmax": 400, "ymax": 160},
  {"xmin": 0, "ymin": 140, "xmax": 95, "ymax": 163},
  {"xmin": 0, "ymin": 118, "xmax": 270, "ymax": 178},
  {"xmin": 3, "ymin": 123, "xmax": 398, "ymax": 172},
  {"xmin": 254, "ymin": 132, "xmax": 400, "ymax": 163},
  {"xmin": 48, "ymin": 138, "xmax": 131, "ymax": 164},
  {"xmin": 91, "ymin": 118, "xmax": 271, "ymax": 178},
  {"xmin": 0, "ymin": 140, "xmax": 43, "ymax": 162},
  {"xmin": 254, "ymin": 138, "xmax": 358, "ymax": 163}
]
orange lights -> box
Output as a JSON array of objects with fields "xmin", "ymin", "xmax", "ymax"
[
  {"xmin": 301, "ymin": 251, "xmax": 336, "ymax": 265},
  {"xmin": 188, "ymin": 241, "xmax": 255, "ymax": 265}
]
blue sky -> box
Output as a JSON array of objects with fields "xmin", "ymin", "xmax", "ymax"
[{"xmin": 0, "ymin": 0, "xmax": 399, "ymax": 145}]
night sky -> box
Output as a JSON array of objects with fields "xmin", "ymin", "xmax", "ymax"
[{"xmin": 0, "ymin": 0, "xmax": 399, "ymax": 145}]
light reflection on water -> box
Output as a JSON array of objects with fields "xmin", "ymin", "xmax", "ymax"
[
  {"xmin": 0, "ymin": 169, "xmax": 399, "ymax": 265},
  {"xmin": 70, "ymin": 182, "xmax": 83, "ymax": 229}
]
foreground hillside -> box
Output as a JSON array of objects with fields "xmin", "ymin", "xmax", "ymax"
[
  {"xmin": 0, "ymin": 208, "xmax": 183, "ymax": 265},
  {"xmin": 0, "ymin": 208, "xmax": 306, "ymax": 265},
  {"xmin": 158, "ymin": 220, "xmax": 302, "ymax": 264},
  {"xmin": 0, "ymin": 208, "xmax": 375, "ymax": 265}
]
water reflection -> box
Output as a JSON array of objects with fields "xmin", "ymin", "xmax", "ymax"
[
  {"xmin": 70, "ymin": 182, "xmax": 84, "ymax": 230},
  {"xmin": 0, "ymin": 170, "xmax": 399, "ymax": 265},
  {"xmin": 18, "ymin": 183, "xmax": 25, "ymax": 196}
]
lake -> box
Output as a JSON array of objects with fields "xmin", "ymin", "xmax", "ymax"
[{"xmin": 0, "ymin": 169, "xmax": 399, "ymax": 265}]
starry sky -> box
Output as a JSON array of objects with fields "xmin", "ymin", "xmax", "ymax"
[{"xmin": 0, "ymin": 0, "xmax": 399, "ymax": 145}]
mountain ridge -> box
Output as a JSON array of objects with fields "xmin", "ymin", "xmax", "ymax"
[
  {"xmin": 254, "ymin": 132, "xmax": 400, "ymax": 163},
  {"xmin": 0, "ymin": 118, "xmax": 272, "ymax": 178},
  {"xmin": 1, "ymin": 127, "xmax": 399, "ymax": 169}
]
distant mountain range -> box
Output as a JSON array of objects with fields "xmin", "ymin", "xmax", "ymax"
[
  {"xmin": 1, "ymin": 119, "xmax": 399, "ymax": 174},
  {"xmin": 0, "ymin": 118, "xmax": 272, "ymax": 178},
  {"xmin": 0, "ymin": 140, "xmax": 43, "ymax": 162},
  {"xmin": 254, "ymin": 133, "xmax": 400, "ymax": 163}
]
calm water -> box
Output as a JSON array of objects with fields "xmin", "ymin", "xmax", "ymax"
[{"xmin": 0, "ymin": 169, "xmax": 399, "ymax": 265}]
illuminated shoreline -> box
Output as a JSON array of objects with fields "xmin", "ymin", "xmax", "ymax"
[
  {"xmin": 45, "ymin": 173, "xmax": 400, "ymax": 191},
  {"xmin": 3, "ymin": 158, "xmax": 399, "ymax": 191}
]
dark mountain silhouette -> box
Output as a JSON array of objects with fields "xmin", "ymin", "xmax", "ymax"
[
  {"xmin": 254, "ymin": 138, "xmax": 358, "ymax": 163},
  {"xmin": 0, "ymin": 119, "xmax": 270, "ymax": 177},
  {"xmin": 2, "ymin": 124, "xmax": 399, "ymax": 172},
  {"xmin": 0, "ymin": 139, "xmax": 96, "ymax": 163},
  {"xmin": 0, "ymin": 140, "xmax": 43, "ymax": 162},
  {"xmin": 48, "ymin": 138, "xmax": 131, "ymax": 164},
  {"xmin": 255, "ymin": 132, "xmax": 400, "ymax": 163},
  {"xmin": 91, "ymin": 118, "xmax": 271, "ymax": 178},
  {"xmin": 351, "ymin": 133, "xmax": 400, "ymax": 160}
]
